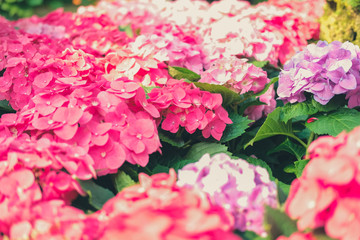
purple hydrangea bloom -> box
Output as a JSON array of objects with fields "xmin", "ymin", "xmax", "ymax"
[
  {"xmin": 277, "ymin": 41, "xmax": 360, "ymax": 107},
  {"xmin": 177, "ymin": 153, "xmax": 277, "ymax": 236}
]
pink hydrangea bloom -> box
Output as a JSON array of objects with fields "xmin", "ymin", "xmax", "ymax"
[
  {"xmin": 96, "ymin": 169, "xmax": 241, "ymax": 240},
  {"xmin": 200, "ymin": 56, "xmax": 276, "ymax": 120},
  {"xmin": 277, "ymin": 232, "xmax": 316, "ymax": 240},
  {"xmin": 177, "ymin": 153, "xmax": 277, "ymax": 236},
  {"xmin": 285, "ymin": 126, "xmax": 360, "ymax": 240},
  {"xmin": 148, "ymin": 79, "xmax": 232, "ymax": 140},
  {"xmin": 278, "ymin": 41, "xmax": 360, "ymax": 106}
]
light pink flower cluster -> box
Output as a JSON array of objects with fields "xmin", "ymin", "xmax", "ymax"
[
  {"xmin": 90, "ymin": 0, "xmax": 324, "ymax": 66},
  {"xmin": 15, "ymin": 8, "xmax": 132, "ymax": 56},
  {"xmin": 177, "ymin": 153, "xmax": 277, "ymax": 236},
  {"xmin": 200, "ymin": 56, "xmax": 276, "ymax": 120},
  {"xmin": 278, "ymin": 41, "xmax": 360, "ymax": 107},
  {"xmin": 285, "ymin": 126, "xmax": 360, "ymax": 240},
  {"xmin": 95, "ymin": 169, "xmax": 241, "ymax": 240},
  {"xmin": 149, "ymin": 79, "xmax": 232, "ymax": 140},
  {"xmin": 277, "ymin": 232, "xmax": 316, "ymax": 240},
  {"xmin": 199, "ymin": 0, "xmax": 324, "ymax": 65}
]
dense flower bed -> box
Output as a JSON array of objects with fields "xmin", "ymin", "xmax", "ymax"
[{"xmin": 1, "ymin": 0, "xmax": 360, "ymax": 239}]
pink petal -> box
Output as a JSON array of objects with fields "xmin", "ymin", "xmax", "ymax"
[
  {"xmin": 106, "ymin": 143, "xmax": 126, "ymax": 169},
  {"xmin": 67, "ymin": 107, "xmax": 83, "ymax": 125},
  {"xmin": 54, "ymin": 124, "xmax": 78, "ymax": 140},
  {"xmin": 11, "ymin": 169, "xmax": 35, "ymax": 189},
  {"xmin": 33, "ymin": 72, "xmax": 53, "ymax": 88},
  {"xmin": 10, "ymin": 221, "xmax": 32, "ymax": 239}
]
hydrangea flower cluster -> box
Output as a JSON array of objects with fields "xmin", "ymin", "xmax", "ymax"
[
  {"xmin": 15, "ymin": 8, "xmax": 132, "ymax": 56},
  {"xmin": 149, "ymin": 79, "xmax": 232, "ymax": 140},
  {"xmin": 277, "ymin": 232, "xmax": 316, "ymax": 240},
  {"xmin": 278, "ymin": 40, "xmax": 360, "ymax": 107},
  {"xmin": 0, "ymin": 12, "xmax": 233, "ymax": 176},
  {"xmin": 285, "ymin": 126, "xmax": 360, "ymax": 240},
  {"xmin": 96, "ymin": 169, "xmax": 241, "ymax": 240},
  {"xmin": 200, "ymin": 56, "xmax": 276, "ymax": 120},
  {"xmin": 0, "ymin": 127, "xmax": 96, "ymax": 238},
  {"xmin": 89, "ymin": 0, "xmax": 324, "ymax": 66},
  {"xmin": 177, "ymin": 153, "xmax": 277, "ymax": 236}
]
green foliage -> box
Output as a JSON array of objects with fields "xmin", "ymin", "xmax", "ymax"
[
  {"xmin": 118, "ymin": 24, "xmax": 134, "ymax": 38},
  {"xmin": 113, "ymin": 170, "xmax": 136, "ymax": 193},
  {"xmin": 220, "ymin": 113, "xmax": 253, "ymax": 142},
  {"xmin": 185, "ymin": 142, "xmax": 231, "ymax": 161},
  {"xmin": 168, "ymin": 66, "xmax": 201, "ymax": 82},
  {"xmin": 280, "ymin": 95, "xmax": 345, "ymax": 123},
  {"xmin": 0, "ymin": 0, "xmax": 96, "ymax": 20},
  {"xmin": 305, "ymin": 108, "xmax": 360, "ymax": 136},
  {"xmin": 158, "ymin": 130, "xmax": 185, "ymax": 148},
  {"xmin": 264, "ymin": 206, "xmax": 298, "ymax": 239},
  {"xmin": 194, "ymin": 82, "xmax": 243, "ymax": 106},
  {"xmin": 276, "ymin": 180, "xmax": 291, "ymax": 204},
  {"xmin": 78, "ymin": 179, "xmax": 115, "ymax": 210},
  {"xmin": 0, "ymin": 100, "xmax": 15, "ymax": 113},
  {"xmin": 246, "ymin": 156, "xmax": 274, "ymax": 180},
  {"xmin": 268, "ymin": 138, "xmax": 306, "ymax": 161},
  {"xmin": 245, "ymin": 108, "xmax": 306, "ymax": 148},
  {"xmin": 236, "ymin": 230, "xmax": 266, "ymax": 240}
]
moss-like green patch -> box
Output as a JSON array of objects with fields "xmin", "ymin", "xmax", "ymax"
[{"xmin": 320, "ymin": 0, "xmax": 360, "ymax": 46}]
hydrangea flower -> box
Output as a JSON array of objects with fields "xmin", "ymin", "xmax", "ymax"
[
  {"xmin": 200, "ymin": 56, "xmax": 276, "ymax": 120},
  {"xmin": 96, "ymin": 169, "xmax": 241, "ymax": 240},
  {"xmin": 177, "ymin": 153, "xmax": 277, "ymax": 236},
  {"xmin": 285, "ymin": 126, "xmax": 360, "ymax": 240},
  {"xmin": 148, "ymin": 79, "xmax": 232, "ymax": 140},
  {"xmin": 277, "ymin": 232, "xmax": 316, "ymax": 240},
  {"xmin": 278, "ymin": 40, "xmax": 360, "ymax": 107}
]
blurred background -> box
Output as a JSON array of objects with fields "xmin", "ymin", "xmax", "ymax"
[{"xmin": 0, "ymin": 0, "xmax": 267, "ymax": 20}]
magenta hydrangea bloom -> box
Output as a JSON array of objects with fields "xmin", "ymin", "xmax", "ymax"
[
  {"xmin": 177, "ymin": 153, "xmax": 277, "ymax": 236},
  {"xmin": 278, "ymin": 40, "xmax": 360, "ymax": 107}
]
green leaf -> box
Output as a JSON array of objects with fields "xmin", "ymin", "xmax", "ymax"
[
  {"xmin": 220, "ymin": 113, "xmax": 253, "ymax": 142},
  {"xmin": 194, "ymin": 82, "xmax": 243, "ymax": 106},
  {"xmin": 185, "ymin": 142, "xmax": 230, "ymax": 161},
  {"xmin": 237, "ymin": 96, "xmax": 267, "ymax": 115},
  {"xmin": 276, "ymin": 180, "xmax": 291, "ymax": 204},
  {"xmin": 118, "ymin": 24, "xmax": 134, "ymax": 38},
  {"xmin": 294, "ymin": 159, "xmax": 309, "ymax": 178},
  {"xmin": 236, "ymin": 230, "xmax": 266, "ymax": 240},
  {"xmin": 268, "ymin": 138, "xmax": 306, "ymax": 161},
  {"xmin": 172, "ymin": 159, "xmax": 196, "ymax": 171},
  {"xmin": 152, "ymin": 164, "xmax": 170, "ymax": 174},
  {"xmin": 246, "ymin": 156, "xmax": 274, "ymax": 180},
  {"xmin": 305, "ymin": 108, "xmax": 360, "ymax": 136},
  {"xmin": 158, "ymin": 130, "xmax": 185, "ymax": 148},
  {"xmin": 168, "ymin": 66, "xmax": 201, "ymax": 82},
  {"xmin": 114, "ymin": 170, "xmax": 136, "ymax": 193},
  {"xmin": 78, "ymin": 179, "xmax": 115, "ymax": 210},
  {"xmin": 245, "ymin": 108, "xmax": 306, "ymax": 148},
  {"xmin": 253, "ymin": 76, "xmax": 278, "ymax": 97},
  {"xmin": 312, "ymin": 229, "xmax": 338, "ymax": 240},
  {"xmin": 0, "ymin": 100, "xmax": 15, "ymax": 113},
  {"xmin": 26, "ymin": 0, "xmax": 43, "ymax": 6},
  {"xmin": 142, "ymin": 85, "xmax": 160, "ymax": 99},
  {"xmin": 311, "ymin": 95, "xmax": 346, "ymax": 112},
  {"xmin": 280, "ymin": 100, "xmax": 318, "ymax": 123},
  {"xmin": 280, "ymin": 95, "xmax": 347, "ymax": 123},
  {"xmin": 264, "ymin": 206, "xmax": 298, "ymax": 239},
  {"xmin": 249, "ymin": 60, "xmax": 269, "ymax": 68}
]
